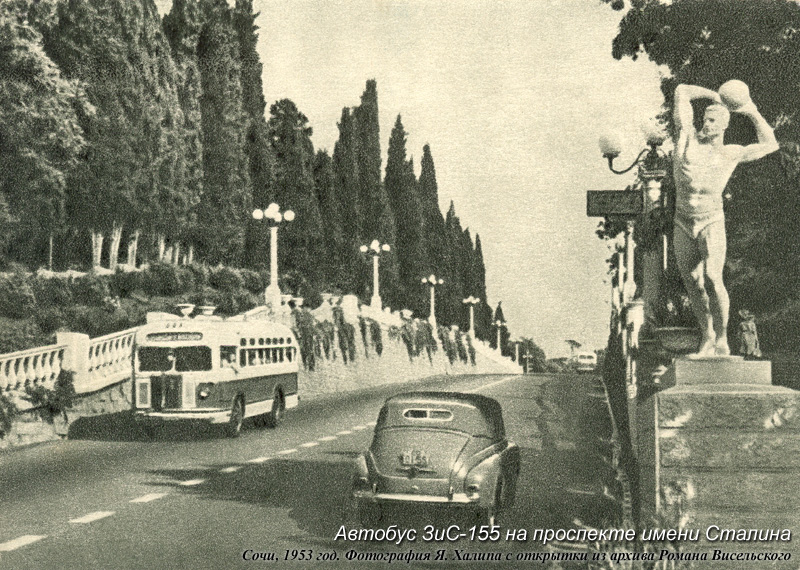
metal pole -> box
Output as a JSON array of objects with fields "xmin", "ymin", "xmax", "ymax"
[
  {"xmin": 265, "ymin": 225, "xmax": 281, "ymax": 307},
  {"xmin": 469, "ymin": 305, "xmax": 475, "ymax": 337},
  {"xmin": 429, "ymin": 285, "xmax": 436, "ymax": 328},
  {"xmin": 371, "ymin": 254, "xmax": 381, "ymax": 308}
]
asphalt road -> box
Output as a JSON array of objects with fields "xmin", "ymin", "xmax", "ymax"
[{"xmin": 0, "ymin": 372, "xmax": 614, "ymax": 569}]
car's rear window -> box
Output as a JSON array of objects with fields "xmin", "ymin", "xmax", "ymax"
[{"xmin": 403, "ymin": 408, "xmax": 453, "ymax": 421}]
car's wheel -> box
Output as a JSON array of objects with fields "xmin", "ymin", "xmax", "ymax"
[
  {"xmin": 225, "ymin": 397, "xmax": 244, "ymax": 438},
  {"xmin": 264, "ymin": 390, "xmax": 285, "ymax": 428}
]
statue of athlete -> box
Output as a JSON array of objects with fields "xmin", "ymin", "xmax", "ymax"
[{"xmin": 673, "ymin": 82, "xmax": 778, "ymax": 356}]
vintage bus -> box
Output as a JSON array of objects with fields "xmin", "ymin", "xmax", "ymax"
[{"xmin": 133, "ymin": 307, "xmax": 299, "ymax": 437}]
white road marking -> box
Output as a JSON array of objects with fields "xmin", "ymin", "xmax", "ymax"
[
  {"xmin": 467, "ymin": 376, "xmax": 518, "ymax": 393},
  {"xmin": 337, "ymin": 430, "xmax": 352, "ymax": 435},
  {"xmin": 366, "ymin": 421, "xmax": 377, "ymax": 426},
  {"xmin": 0, "ymin": 535, "xmax": 47, "ymax": 552},
  {"xmin": 300, "ymin": 441, "xmax": 319, "ymax": 448},
  {"xmin": 276, "ymin": 448, "xmax": 297, "ymax": 455},
  {"xmin": 318, "ymin": 436, "xmax": 337, "ymax": 442},
  {"xmin": 130, "ymin": 493, "xmax": 168, "ymax": 503},
  {"xmin": 247, "ymin": 457, "xmax": 271, "ymax": 464},
  {"xmin": 179, "ymin": 479, "xmax": 205, "ymax": 486},
  {"xmin": 69, "ymin": 511, "xmax": 115, "ymax": 524},
  {"xmin": 352, "ymin": 425, "xmax": 367, "ymax": 431},
  {"xmin": 220, "ymin": 466, "xmax": 242, "ymax": 473}
]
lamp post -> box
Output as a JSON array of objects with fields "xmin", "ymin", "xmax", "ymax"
[
  {"xmin": 462, "ymin": 296, "xmax": 480, "ymax": 338},
  {"xmin": 360, "ymin": 239, "xmax": 391, "ymax": 309},
  {"xmin": 421, "ymin": 274, "xmax": 443, "ymax": 328},
  {"xmin": 494, "ymin": 319, "xmax": 505, "ymax": 354},
  {"xmin": 599, "ymin": 127, "xmax": 670, "ymax": 327},
  {"xmin": 252, "ymin": 203, "xmax": 295, "ymax": 309}
]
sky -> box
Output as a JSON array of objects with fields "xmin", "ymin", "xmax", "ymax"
[{"xmin": 156, "ymin": 0, "xmax": 667, "ymax": 358}]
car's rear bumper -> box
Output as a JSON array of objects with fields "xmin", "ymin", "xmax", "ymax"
[{"xmin": 353, "ymin": 490, "xmax": 476, "ymax": 505}]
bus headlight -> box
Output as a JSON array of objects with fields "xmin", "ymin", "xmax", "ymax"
[{"xmin": 196, "ymin": 382, "xmax": 215, "ymax": 401}]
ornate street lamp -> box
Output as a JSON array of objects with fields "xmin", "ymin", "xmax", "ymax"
[
  {"xmin": 421, "ymin": 274, "xmax": 444, "ymax": 328},
  {"xmin": 462, "ymin": 296, "xmax": 480, "ymax": 338},
  {"xmin": 360, "ymin": 239, "xmax": 391, "ymax": 309},
  {"xmin": 252, "ymin": 202, "xmax": 295, "ymax": 309}
]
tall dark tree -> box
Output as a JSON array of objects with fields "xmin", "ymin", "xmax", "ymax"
[
  {"xmin": 234, "ymin": 0, "xmax": 276, "ymax": 269},
  {"xmin": 163, "ymin": 0, "xmax": 205, "ymax": 266},
  {"xmin": 473, "ymin": 234, "xmax": 493, "ymax": 341},
  {"xmin": 384, "ymin": 115, "xmax": 424, "ymax": 308},
  {"xmin": 313, "ymin": 149, "xmax": 347, "ymax": 286},
  {"xmin": 37, "ymin": 0, "xmax": 187, "ymax": 269},
  {"xmin": 417, "ymin": 144, "xmax": 449, "ymax": 316},
  {"xmin": 268, "ymin": 99, "xmax": 327, "ymax": 287},
  {"xmin": 0, "ymin": 1, "xmax": 87, "ymax": 266},
  {"xmin": 194, "ymin": 0, "xmax": 251, "ymax": 264}
]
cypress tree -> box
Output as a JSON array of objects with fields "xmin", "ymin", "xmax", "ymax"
[
  {"xmin": 384, "ymin": 115, "xmax": 424, "ymax": 309},
  {"xmin": 353, "ymin": 80, "xmax": 398, "ymax": 305},
  {"xmin": 194, "ymin": 0, "xmax": 251, "ymax": 265},
  {"xmin": 234, "ymin": 0, "xmax": 276, "ymax": 269},
  {"xmin": 268, "ymin": 99, "xmax": 327, "ymax": 288}
]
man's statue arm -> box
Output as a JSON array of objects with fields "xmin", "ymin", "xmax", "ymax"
[{"xmin": 735, "ymin": 102, "xmax": 779, "ymax": 162}]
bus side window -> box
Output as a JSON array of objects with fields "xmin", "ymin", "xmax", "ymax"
[
  {"xmin": 286, "ymin": 348, "xmax": 293, "ymax": 362},
  {"xmin": 248, "ymin": 350, "xmax": 257, "ymax": 366},
  {"xmin": 220, "ymin": 346, "xmax": 237, "ymax": 369},
  {"xmin": 240, "ymin": 349, "xmax": 247, "ymax": 367},
  {"xmin": 279, "ymin": 348, "xmax": 284, "ymax": 362}
]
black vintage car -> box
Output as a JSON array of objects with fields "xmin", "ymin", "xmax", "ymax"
[{"xmin": 352, "ymin": 392, "xmax": 520, "ymax": 525}]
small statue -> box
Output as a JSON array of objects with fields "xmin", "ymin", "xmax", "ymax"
[{"xmin": 737, "ymin": 309, "xmax": 761, "ymax": 359}]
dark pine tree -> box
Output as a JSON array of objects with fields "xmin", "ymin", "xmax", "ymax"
[
  {"xmin": 234, "ymin": 0, "xmax": 276, "ymax": 269},
  {"xmin": 384, "ymin": 115, "xmax": 425, "ymax": 310},
  {"xmin": 194, "ymin": 0, "xmax": 251, "ymax": 265},
  {"xmin": 268, "ymin": 99, "xmax": 327, "ymax": 289}
]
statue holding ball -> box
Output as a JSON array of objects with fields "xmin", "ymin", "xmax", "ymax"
[{"xmin": 672, "ymin": 80, "xmax": 778, "ymax": 357}]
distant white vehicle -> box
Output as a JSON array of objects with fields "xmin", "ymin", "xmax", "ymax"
[{"xmin": 572, "ymin": 352, "xmax": 597, "ymax": 373}]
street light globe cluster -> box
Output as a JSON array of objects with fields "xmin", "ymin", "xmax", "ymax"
[
  {"xmin": 252, "ymin": 202, "xmax": 295, "ymax": 223},
  {"xmin": 360, "ymin": 239, "xmax": 390, "ymax": 254},
  {"xmin": 421, "ymin": 274, "xmax": 444, "ymax": 286}
]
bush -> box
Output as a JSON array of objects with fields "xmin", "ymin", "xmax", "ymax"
[
  {"xmin": 108, "ymin": 268, "xmax": 142, "ymax": 298},
  {"xmin": 334, "ymin": 306, "xmax": 357, "ymax": 364},
  {"xmin": 293, "ymin": 308, "xmax": 318, "ymax": 371},
  {"xmin": 25, "ymin": 370, "xmax": 76, "ymax": 422},
  {"xmin": 370, "ymin": 319, "xmax": 383, "ymax": 356},
  {"xmin": 33, "ymin": 275, "xmax": 74, "ymax": 306},
  {"xmin": 209, "ymin": 265, "xmax": 243, "ymax": 292},
  {"xmin": 62, "ymin": 305, "xmax": 136, "ymax": 337},
  {"xmin": 239, "ymin": 268, "xmax": 267, "ymax": 294},
  {"xmin": 71, "ymin": 273, "xmax": 111, "ymax": 306},
  {"xmin": 455, "ymin": 332, "xmax": 468, "ymax": 364},
  {"xmin": 0, "ymin": 271, "xmax": 36, "ymax": 318},
  {"xmin": 438, "ymin": 326, "xmax": 457, "ymax": 364},
  {"xmin": 141, "ymin": 262, "xmax": 193, "ymax": 296},
  {"xmin": 186, "ymin": 263, "xmax": 210, "ymax": 289},
  {"xmin": 0, "ymin": 393, "xmax": 17, "ymax": 437},
  {"xmin": 0, "ymin": 318, "xmax": 50, "ymax": 353},
  {"xmin": 33, "ymin": 306, "xmax": 67, "ymax": 335}
]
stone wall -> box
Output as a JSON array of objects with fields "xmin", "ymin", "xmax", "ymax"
[{"xmin": 1, "ymin": 310, "xmax": 519, "ymax": 450}]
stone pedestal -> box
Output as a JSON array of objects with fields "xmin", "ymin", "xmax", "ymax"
[{"xmin": 636, "ymin": 355, "xmax": 800, "ymax": 558}]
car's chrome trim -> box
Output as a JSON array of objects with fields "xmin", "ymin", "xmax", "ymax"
[{"xmin": 353, "ymin": 491, "xmax": 475, "ymax": 504}]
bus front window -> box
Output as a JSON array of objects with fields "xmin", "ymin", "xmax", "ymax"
[
  {"xmin": 175, "ymin": 347, "xmax": 213, "ymax": 371},
  {"xmin": 138, "ymin": 347, "xmax": 174, "ymax": 372}
]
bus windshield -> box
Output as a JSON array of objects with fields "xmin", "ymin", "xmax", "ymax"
[{"xmin": 138, "ymin": 346, "xmax": 213, "ymax": 372}]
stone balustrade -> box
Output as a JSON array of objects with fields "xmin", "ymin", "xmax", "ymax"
[{"xmin": 0, "ymin": 343, "xmax": 67, "ymax": 393}]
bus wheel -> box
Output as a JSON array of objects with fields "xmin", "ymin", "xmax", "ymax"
[
  {"xmin": 265, "ymin": 391, "xmax": 285, "ymax": 428},
  {"xmin": 226, "ymin": 397, "xmax": 244, "ymax": 438}
]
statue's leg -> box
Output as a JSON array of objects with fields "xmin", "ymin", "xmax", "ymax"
[
  {"xmin": 699, "ymin": 219, "xmax": 730, "ymax": 355},
  {"xmin": 673, "ymin": 222, "xmax": 714, "ymax": 355}
]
